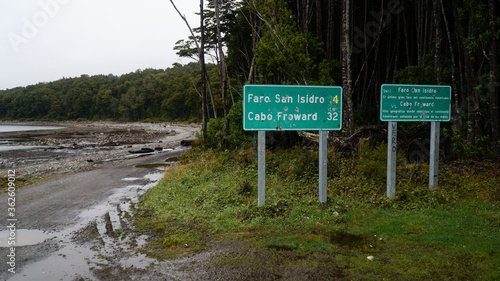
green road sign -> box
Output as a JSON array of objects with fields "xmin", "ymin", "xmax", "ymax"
[
  {"xmin": 244, "ymin": 85, "xmax": 343, "ymax": 131},
  {"xmin": 380, "ymin": 84, "xmax": 451, "ymax": 122}
]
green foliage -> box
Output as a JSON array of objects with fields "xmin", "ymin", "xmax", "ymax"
[
  {"xmin": 205, "ymin": 100, "xmax": 254, "ymax": 149},
  {"xmin": 395, "ymin": 64, "xmax": 437, "ymax": 85},
  {"xmin": 136, "ymin": 148, "xmax": 499, "ymax": 279},
  {"xmin": 206, "ymin": 117, "xmax": 225, "ymax": 148},
  {"xmin": 225, "ymin": 2, "xmax": 255, "ymax": 84},
  {"xmin": 173, "ymin": 39, "xmax": 198, "ymax": 59},
  {"xmin": 357, "ymin": 143, "xmax": 390, "ymax": 183},
  {"xmin": 310, "ymin": 59, "xmax": 342, "ymax": 86},
  {"xmin": 225, "ymin": 100, "xmax": 254, "ymax": 148},
  {"xmin": 0, "ymin": 63, "xmax": 214, "ymax": 122},
  {"xmin": 251, "ymin": 0, "xmax": 328, "ymax": 84},
  {"xmin": 446, "ymin": 128, "xmax": 491, "ymax": 160},
  {"xmin": 266, "ymin": 147, "xmax": 319, "ymax": 180},
  {"xmin": 462, "ymin": 0, "xmax": 491, "ymax": 52}
]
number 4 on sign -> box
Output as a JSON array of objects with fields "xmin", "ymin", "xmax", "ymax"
[{"xmin": 332, "ymin": 95, "xmax": 339, "ymax": 104}]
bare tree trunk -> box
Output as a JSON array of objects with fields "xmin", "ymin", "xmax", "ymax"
[
  {"xmin": 469, "ymin": 6, "xmax": 483, "ymax": 140},
  {"xmin": 304, "ymin": 0, "xmax": 310, "ymax": 56},
  {"xmin": 361, "ymin": 1, "xmax": 369, "ymax": 106},
  {"xmin": 199, "ymin": 0, "xmax": 208, "ymax": 142},
  {"xmin": 392, "ymin": 11, "xmax": 403, "ymax": 83},
  {"xmin": 422, "ymin": 0, "xmax": 430, "ymax": 70},
  {"xmin": 215, "ymin": 0, "xmax": 229, "ymax": 150},
  {"xmin": 169, "ymin": 0, "xmax": 208, "ymax": 141},
  {"xmin": 297, "ymin": 0, "xmax": 301, "ymax": 32},
  {"xmin": 403, "ymin": 14, "xmax": 411, "ymax": 66},
  {"xmin": 452, "ymin": 0, "xmax": 476, "ymax": 145},
  {"xmin": 243, "ymin": 9, "xmax": 260, "ymax": 84},
  {"xmin": 417, "ymin": 1, "xmax": 423, "ymax": 66},
  {"xmin": 439, "ymin": 0, "xmax": 460, "ymax": 131},
  {"xmin": 342, "ymin": 0, "xmax": 354, "ymax": 134},
  {"xmin": 488, "ymin": 0, "xmax": 499, "ymax": 148},
  {"xmin": 433, "ymin": 0, "xmax": 444, "ymax": 84},
  {"xmin": 206, "ymin": 77, "xmax": 217, "ymax": 119},
  {"xmin": 315, "ymin": 0, "xmax": 322, "ymax": 42},
  {"xmin": 247, "ymin": 55, "xmax": 256, "ymax": 84},
  {"xmin": 327, "ymin": 0, "xmax": 334, "ymax": 59},
  {"xmin": 169, "ymin": 0, "xmax": 199, "ymax": 50}
]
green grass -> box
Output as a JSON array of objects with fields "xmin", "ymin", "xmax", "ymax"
[
  {"xmin": 0, "ymin": 176, "xmax": 40, "ymax": 193},
  {"xmin": 135, "ymin": 145, "xmax": 500, "ymax": 280}
]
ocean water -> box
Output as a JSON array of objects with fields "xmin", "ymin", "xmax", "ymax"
[
  {"xmin": 0, "ymin": 125, "xmax": 63, "ymax": 152},
  {"xmin": 0, "ymin": 125, "xmax": 63, "ymax": 133}
]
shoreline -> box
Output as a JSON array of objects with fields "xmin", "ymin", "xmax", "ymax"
[
  {"xmin": 0, "ymin": 121, "xmax": 199, "ymax": 179},
  {"xmin": 0, "ymin": 122, "xmax": 200, "ymax": 279}
]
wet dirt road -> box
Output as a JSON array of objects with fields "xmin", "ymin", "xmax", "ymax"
[
  {"xmin": 0, "ymin": 125, "xmax": 203, "ymax": 280},
  {"xmin": 3, "ymin": 150, "xmax": 184, "ymax": 231},
  {"xmin": 0, "ymin": 149, "xmax": 187, "ymax": 280}
]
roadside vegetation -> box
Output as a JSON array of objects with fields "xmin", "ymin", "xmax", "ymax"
[
  {"xmin": 135, "ymin": 141, "xmax": 499, "ymax": 280},
  {"xmin": 0, "ymin": 176, "xmax": 42, "ymax": 193}
]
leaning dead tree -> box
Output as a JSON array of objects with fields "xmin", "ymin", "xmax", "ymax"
[
  {"xmin": 169, "ymin": 0, "xmax": 208, "ymax": 142},
  {"xmin": 214, "ymin": 0, "xmax": 229, "ymax": 150}
]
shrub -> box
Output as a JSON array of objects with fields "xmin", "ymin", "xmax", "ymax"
[{"xmin": 205, "ymin": 100, "xmax": 254, "ymax": 149}]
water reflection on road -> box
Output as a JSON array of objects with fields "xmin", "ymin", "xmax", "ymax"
[{"xmin": 4, "ymin": 167, "xmax": 168, "ymax": 281}]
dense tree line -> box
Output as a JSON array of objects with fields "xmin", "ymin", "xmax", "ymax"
[
  {"xmin": 203, "ymin": 0, "xmax": 499, "ymax": 157},
  {"xmin": 1, "ymin": 0, "xmax": 499, "ymax": 158},
  {"xmin": 0, "ymin": 63, "xmax": 227, "ymax": 122}
]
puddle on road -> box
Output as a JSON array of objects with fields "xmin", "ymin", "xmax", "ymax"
[
  {"xmin": 8, "ymin": 244, "xmax": 99, "ymax": 281},
  {"xmin": 8, "ymin": 164, "xmax": 173, "ymax": 280},
  {"xmin": 0, "ymin": 229, "xmax": 54, "ymax": 247},
  {"xmin": 135, "ymin": 157, "xmax": 180, "ymax": 171},
  {"xmin": 165, "ymin": 156, "xmax": 179, "ymax": 162},
  {"xmin": 135, "ymin": 163, "xmax": 170, "ymax": 170},
  {"xmin": 122, "ymin": 177, "xmax": 141, "ymax": 181},
  {"xmin": 144, "ymin": 172, "xmax": 164, "ymax": 182},
  {"xmin": 120, "ymin": 253, "xmax": 156, "ymax": 270}
]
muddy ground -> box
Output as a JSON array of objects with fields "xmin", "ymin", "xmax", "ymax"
[{"xmin": 0, "ymin": 122, "xmax": 217, "ymax": 280}]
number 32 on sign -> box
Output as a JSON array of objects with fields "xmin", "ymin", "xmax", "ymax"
[{"xmin": 244, "ymin": 85, "xmax": 343, "ymax": 131}]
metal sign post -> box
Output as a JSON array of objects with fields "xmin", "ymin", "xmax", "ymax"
[
  {"xmin": 429, "ymin": 122, "xmax": 440, "ymax": 190},
  {"xmin": 319, "ymin": 130, "xmax": 328, "ymax": 203},
  {"xmin": 387, "ymin": 122, "xmax": 397, "ymax": 198},
  {"xmin": 380, "ymin": 84, "xmax": 451, "ymax": 198},
  {"xmin": 258, "ymin": 131, "xmax": 266, "ymax": 206},
  {"xmin": 244, "ymin": 85, "xmax": 343, "ymax": 206}
]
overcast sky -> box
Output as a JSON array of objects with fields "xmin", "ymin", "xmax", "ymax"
[{"xmin": 0, "ymin": 0, "xmax": 200, "ymax": 90}]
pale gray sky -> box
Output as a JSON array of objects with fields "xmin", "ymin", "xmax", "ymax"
[{"xmin": 0, "ymin": 0, "xmax": 200, "ymax": 90}]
